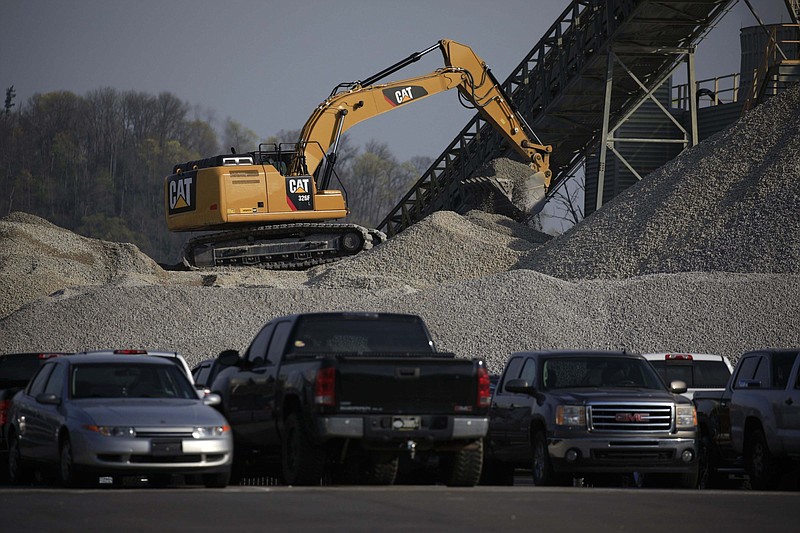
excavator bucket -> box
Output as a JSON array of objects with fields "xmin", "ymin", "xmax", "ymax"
[{"xmin": 512, "ymin": 170, "xmax": 550, "ymax": 217}]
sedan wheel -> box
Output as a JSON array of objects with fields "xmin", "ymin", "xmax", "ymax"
[
  {"xmin": 8, "ymin": 434, "xmax": 32, "ymax": 485},
  {"xmin": 60, "ymin": 438, "xmax": 88, "ymax": 488}
]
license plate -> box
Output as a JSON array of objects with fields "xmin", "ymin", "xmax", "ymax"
[
  {"xmin": 151, "ymin": 440, "xmax": 183, "ymax": 456},
  {"xmin": 392, "ymin": 416, "xmax": 420, "ymax": 430}
]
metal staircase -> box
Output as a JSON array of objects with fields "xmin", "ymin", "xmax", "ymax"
[{"xmin": 377, "ymin": 0, "xmax": 735, "ymax": 237}]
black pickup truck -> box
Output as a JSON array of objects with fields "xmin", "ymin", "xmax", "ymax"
[
  {"xmin": 209, "ymin": 312, "xmax": 491, "ymax": 486},
  {"xmin": 693, "ymin": 348, "xmax": 800, "ymax": 490},
  {"xmin": 484, "ymin": 350, "xmax": 699, "ymax": 488}
]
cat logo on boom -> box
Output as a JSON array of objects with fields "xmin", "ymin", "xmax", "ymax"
[
  {"xmin": 168, "ymin": 173, "xmax": 196, "ymax": 215},
  {"xmin": 382, "ymin": 85, "xmax": 429, "ymax": 107}
]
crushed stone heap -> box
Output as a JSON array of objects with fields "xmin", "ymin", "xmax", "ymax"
[{"xmin": 520, "ymin": 83, "xmax": 800, "ymax": 279}]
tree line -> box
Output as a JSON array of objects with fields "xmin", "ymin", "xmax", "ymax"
[{"xmin": 0, "ymin": 86, "xmax": 430, "ymax": 264}]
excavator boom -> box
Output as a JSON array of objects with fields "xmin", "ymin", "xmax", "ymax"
[{"xmin": 296, "ymin": 39, "xmax": 551, "ymax": 185}]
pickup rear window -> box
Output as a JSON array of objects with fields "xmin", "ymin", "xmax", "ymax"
[
  {"xmin": 290, "ymin": 315, "xmax": 434, "ymax": 354},
  {"xmin": 649, "ymin": 360, "xmax": 731, "ymax": 388}
]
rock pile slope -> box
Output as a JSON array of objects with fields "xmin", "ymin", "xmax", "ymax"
[
  {"xmin": 2, "ymin": 86, "xmax": 799, "ymax": 373},
  {"xmin": 520, "ymin": 84, "xmax": 800, "ymax": 279}
]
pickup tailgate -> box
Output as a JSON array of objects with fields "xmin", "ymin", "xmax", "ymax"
[{"xmin": 334, "ymin": 356, "xmax": 482, "ymax": 415}]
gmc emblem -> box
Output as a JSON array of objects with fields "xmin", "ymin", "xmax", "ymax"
[{"xmin": 616, "ymin": 413, "xmax": 648, "ymax": 422}]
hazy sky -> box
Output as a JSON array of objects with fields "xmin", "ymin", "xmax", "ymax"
[{"xmin": 2, "ymin": 0, "xmax": 793, "ymax": 161}]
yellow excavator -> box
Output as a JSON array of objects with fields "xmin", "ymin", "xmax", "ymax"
[{"xmin": 164, "ymin": 39, "xmax": 552, "ymax": 269}]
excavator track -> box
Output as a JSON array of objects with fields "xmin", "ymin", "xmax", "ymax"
[{"xmin": 182, "ymin": 223, "xmax": 387, "ymax": 270}]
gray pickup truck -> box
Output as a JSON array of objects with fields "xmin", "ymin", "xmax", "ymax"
[
  {"xmin": 210, "ymin": 312, "xmax": 491, "ymax": 486},
  {"xmin": 484, "ymin": 350, "xmax": 698, "ymax": 487},
  {"xmin": 693, "ymin": 348, "xmax": 800, "ymax": 490}
]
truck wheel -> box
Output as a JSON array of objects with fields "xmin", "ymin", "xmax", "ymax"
[
  {"xmin": 8, "ymin": 432, "xmax": 32, "ymax": 485},
  {"xmin": 281, "ymin": 413, "xmax": 326, "ymax": 486},
  {"xmin": 532, "ymin": 431, "xmax": 563, "ymax": 486},
  {"xmin": 443, "ymin": 440, "xmax": 483, "ymax": 487},
  {"xmin": 698, "ymin": 433, "xmax": 724, "ymax": 489},
  {"xmin": 746, "ymin": 428, "xmax": 778, "ymax": 490},
  {"xmin": 362, "ymin": 452, "xmax": 399, "ymax": 485}
]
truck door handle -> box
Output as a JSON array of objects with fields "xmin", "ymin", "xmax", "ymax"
[{"xmin": 786, "ymin": 398, "xmax": 794, "ymax": 406}]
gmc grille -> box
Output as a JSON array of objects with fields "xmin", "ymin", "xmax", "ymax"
[{"xmin": 588, "ymin": 403, "xmax": 673, "ymax": 432}]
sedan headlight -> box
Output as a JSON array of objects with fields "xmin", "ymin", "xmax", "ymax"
[
  {"xmin": 555, "ymin": 405, "xmax": 586, "ymax": 427},
  {"xmin": 676, "ymin": 405, "xmax": 697, "ymax": 430},
  {"xmin": 192, "ymin": 425, "xmax": 230, "ymax": 438},
  {"xmin": 84, "ymin": 425, "xmax": 136, "ymax": 437}
]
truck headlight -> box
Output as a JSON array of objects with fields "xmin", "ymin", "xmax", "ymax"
[
  {"xmin": 676, "ymin": 405, "xmax": 696, "ymax": 430},
  {"xmin": 555, "ymin": 405, "xmax": 586, "ymax": 427}
]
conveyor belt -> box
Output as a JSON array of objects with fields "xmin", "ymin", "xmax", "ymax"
[{"xmin": 377, "ymin": 0, "xmax": 735, "ymax": 237}]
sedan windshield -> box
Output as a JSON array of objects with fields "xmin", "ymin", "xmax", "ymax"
[
  {"xmin": 542, "ymin": 357, "xmax": 665, "ymax": 390},
  {"xmin": 71, "ymin": 363, "xmax": 197, "ymax": 399}
]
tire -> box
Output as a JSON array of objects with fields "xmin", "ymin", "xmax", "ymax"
[
  {"xmin": 746, "ymin": 428, "xmax": 778, "ymax": 490},
  {"xmin": 281, "ymin": 413, "xmax": 326, "ymax": 486},
  {"xmin": 443, "ymin": 440, "xmax": 483, "ymax": 487},
  {"xmin": 362, "ymin": 452, "xmax": 399, "ymax": 485},
  {"xmin": 698, "ymin": 433, "xmax": 723, "ymax": 489},
  {"xmin": 59, "ymin": 437, "xmax": 90, "ymax": 488},
  {"xmin": 203, "ymin": 469, "xmax": 231, "ymax": 488},
  {"xmin": 531, "ymin": 431, "xmax": 563, "ymax": 486},
  {"xmin": 8, "ymin": 432, "xmax": 32, "ymax": 485}
]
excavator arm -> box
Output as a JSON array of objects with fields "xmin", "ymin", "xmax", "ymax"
[{"xmin": 293, "ymin": 39, "xmax": 552, "ymax": 190}]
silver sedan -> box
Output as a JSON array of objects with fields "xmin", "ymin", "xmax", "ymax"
[{"xmin": 6, "ymin": 353, "xmax": 233, "ymax": 487}]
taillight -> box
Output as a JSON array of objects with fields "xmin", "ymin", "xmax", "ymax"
[
  {"xmin": 114, "ymin": 349, "xmax": 147, "ymax": 355},
  {"xmin": 477, "ymin": 366, "xmax": 491, "ymax": 408},
  {"xmin": 666, "ymin": 353, "xmax": 693, "ymax": 360},
  {"xmin": 0, "ymin": 400, "xmax": 10, "ymax": 426},
  {"xmin": 314, "ymin": 367, "xmax": 336, "ymax": 406}
]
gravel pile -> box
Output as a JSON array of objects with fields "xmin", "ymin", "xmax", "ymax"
[
  {"xmin": 2, "ymin": 86, "xmax": 799, "ymax": 373},
  {"xmin": 519, "ymin": 84, "xmax": 800, "ymax": 279}
]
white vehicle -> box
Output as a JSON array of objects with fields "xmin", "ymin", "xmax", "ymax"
[{"xmin": 643, "ymin": 353, "xmax": 734, "ymax": 400}]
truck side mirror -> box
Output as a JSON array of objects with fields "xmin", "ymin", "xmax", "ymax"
[
  {"xmin": 669, "ymin": 380, "xmax": 688, "ymax": 394},
  {"xmin": 36, "ymin": 392, "xmax": 61, "ymax": 405},
  {"xmin": 504, "ymin": 378, "xmax": 533, "ymax": 394},
  {"xmin": 217, "ymin": 349, "xmax": 241, "ymax": 366}
]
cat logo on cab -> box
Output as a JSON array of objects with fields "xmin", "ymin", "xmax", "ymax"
[
  {"xmin": 168, "ymin": 173, "xmax": 196, "ymax": 215},
  {"xmin": 286, "ymin": 177, "xmax": 313, "ymax": 211}
]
